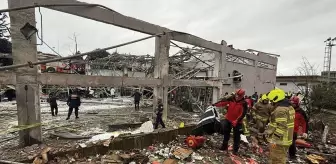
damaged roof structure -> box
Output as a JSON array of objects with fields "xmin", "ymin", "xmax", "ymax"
[{"xmin": 13, "ymin": 0, "xmax": 336, "ymax": 164}]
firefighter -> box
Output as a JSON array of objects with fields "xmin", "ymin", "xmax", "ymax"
[
  {"xmin": 242, "ymin": 117, "xmax": 250, "ymax": 137},
  {"xmin": 212, "ymin": 88, "xmax": 248, "ymax": 154},
  {"xmin": 265, "ymin": 89, "xmax": 295, "ymax": 164},
  {"xmin": 154, "ymin": 99, "xmax": 165, "ymax": 129},
  {"xmin": 289, "ymin": 96, "xmax": 308, "ymax": 159},
  {"xmin": 251, "ymin": 94, "xmax": 273, "ymax": 141},
  {"xmin": 285, "ymin": 91, "xmax": 292, "ymax": 99},
  {"xmin": 66, "ymin": 91, "xmax": 81, "ymax": 120},
  {"xmin": 191, "ymin": 105, "xmax": 222, "ymax": 136},
  {"xmin": 252, "ymin": 92, "xmax": 259, "ymax": 104}
]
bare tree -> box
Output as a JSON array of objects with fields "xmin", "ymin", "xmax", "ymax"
[
  {"xmin": 293, "ymin": 57, "xmax": 320, "ymax": 117},
  {"xmin": 296, "ymin": 57, "xmax": 319, "ymax": 77},
  {"xmin": 0, "ymin": 13, "xmax": 10, "ymax": 39}
]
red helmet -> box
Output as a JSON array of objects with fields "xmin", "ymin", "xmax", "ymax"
[
  {"xmin": 235, "ymin": 89, "xmax": 245, "ymax": 97},
  {"xmin": 290, "ymin": 96, "xmax": 300, "ymax": 106}
]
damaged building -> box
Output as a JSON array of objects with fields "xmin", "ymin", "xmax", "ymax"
[{"xmin": 4, "ymin": 1, "xmax": 335, "ymax": 164}]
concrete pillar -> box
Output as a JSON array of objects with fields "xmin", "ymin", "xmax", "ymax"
[
  {"xmin": 254, "ymin": 57, "xmax": 260, "ymax": 93},
  {"xmin": 8, "ymin": 0, "xmax": 41, "ymax": 146},
  {"xmin": 212, "ymin": 40, "xmax": 228, "ymax": 103},
  {"xmin": 212, "ymin": 52, "xmax": 221, "ymax": 103},
  {"xmin": 219, "ymin": 40, "xmax": 228, "ymax": 97},
  {"xmin": 153, "ymin": 33, "xmax": 170, "ymax": 120}
]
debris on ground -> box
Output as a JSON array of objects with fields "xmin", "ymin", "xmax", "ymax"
[
  {"xmin": 306, "ymin": 154, "xmax": 326, "ymax": 164},
  {"xmin": 0, "ymin": 98, "xmax": 336, "ymax": 163}
]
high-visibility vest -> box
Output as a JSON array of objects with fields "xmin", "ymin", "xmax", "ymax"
[
  {"xmin": 252, "ymin": 102, "xmax": 273, "ymax": 122},
  {"xmin": 242, "ymin": 117, "xmax": 250, "ymax": 136},
  {"xmin": 267, "ymin": 105, "xmax": 295, "ymax": 146}
]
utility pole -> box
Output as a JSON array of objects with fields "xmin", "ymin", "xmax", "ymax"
[
  {"xmin": 8, "ymin": 0, "xmax": 42, "ymax": 146},
  {"xmin": 323, "ymin": 37, "xmax": 336, "ymax": 85},
  {"xmin": 69, "ymin": 33, "xmax": 78, "ymax": 54}
]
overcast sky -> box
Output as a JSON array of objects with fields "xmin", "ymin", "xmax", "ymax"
[{"xmin": 1, "ymin": 0, "xmax": 336, "ymax": 75}]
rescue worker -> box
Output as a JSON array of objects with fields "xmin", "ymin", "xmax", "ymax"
[
  {"xmin": 110, "ymin": 87, "xmax": 115, "ymax": 99},
  {"xmin": 265, "ymin": 89, "xmax": 295, "ymax": 164},
  {"xmin": 242, "ymin": 117, "xmax": 250, "ymax": 137},
  {"xmin": 154, "ymin": 99, "xmax": 165, "ymax": 129},
  {"xmin": 132, "ymin": 90, "xmax": 141, "ymax": 111},
  {"xmin": 66, "ymin": 91, "xmax": 81, "ymax": 120},
  {"xmin": 191, "ymin": 105, "xmax": 222, "ymax": 136},
  {"xmin": 285, "ymin": 91, "xmax": 292, "ymax": 99},
  {"xmin": 245, "ymin": 96, "xmax": 253, "ymax": 121},
  {"xmin": 48, "ymin": 93, "xmax": 58, "ymax": 116},
  {"xmin": 242, "ymin": 96, "xmax": 252, "ymax": 137},
  {"xmin": 252, "ymin": 92, "xmax": 259, "ymax": 104},
  {"xmin": 251, "ymin": 94, "xmax": 273, "ymax": 141},
  {"xmin": 212, "ymin": 88, "xmax": 248, "ymax": 154},
  {"xmin": 289, "ymin": 96, "xmax": 308, "ymax": 159}
]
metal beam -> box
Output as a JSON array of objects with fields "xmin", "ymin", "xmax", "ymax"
[
  {"xmin": 39, "ymin": 73, "xmax": 161, "ymax": 87},
  {"xmin": 0, "ymin": 72, "xmax": 219, "ymax": 87},
  {"xmin": 170, "ymin": 79, "xmax": 220, "ymax": 87},
  {"xmin": 12, "ymin": 0, "xmax": 221, "ymax": 52}
]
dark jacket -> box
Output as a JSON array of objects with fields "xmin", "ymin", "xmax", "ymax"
[
  {"xmin": 155, "ymin": 103, "xmax": 164, "ymax": 117},
  {"xmin": 48, "ymin": 96, "xmax": 57, "ymax": 107},
  {"xmin": 67, "ymin": 94, "xmax": 81, "ymax": 108},
  {"xmin": 132, "ymin": 92, "xmax": 141, "ymax": 102}
]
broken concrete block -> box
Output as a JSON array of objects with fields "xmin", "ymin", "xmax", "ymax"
[
  {"xmin": 163, "ymin": 159, "xmax": 178, "ymax": 164},
  {"xmin": 119, "ymin": 154, "xmax": 131, "ymax": 160},
  {"xmin": 173, "ymin": 147, "xmax": 193, "ymax": 160}
]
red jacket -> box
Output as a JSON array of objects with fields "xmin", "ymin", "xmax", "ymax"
[
  {"xmin": 294, "ymin": 108, "xmax": 308, "ymax": 134},
  {"xmin": 213, "ymin": 99, "xmax": 248, "ymax": 123},
  {"xmin": 245, "ymin": 98, "xmax": 253, "ymax": 108}
]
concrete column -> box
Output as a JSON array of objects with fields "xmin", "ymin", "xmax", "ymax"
[
  {"xmin": 212, "ymin": 40, "xmax": 228, "ymax": 103},
  {"xmin": 8, "ymin": 0, "xmax": 41, "ymax": 146},
  {"xmin": 254, "ymin": 57, "xmax": 260, "ymax": 93},
  {"xmin": 153, "ymin": 33, "xmax": 170, "ymax": 120},
  {"xmin": 219, "ymin": 40, "xmax": 228, "ymax": 97},
  {"xmin": 212, "ymin": 52, "xmax": 222, "ymax": 104}
]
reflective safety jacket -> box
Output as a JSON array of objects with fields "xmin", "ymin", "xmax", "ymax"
[
  {"xmin": 266, "ymin": 100, "xmax": 295, "ymax": 146},
  {"xmin": 252, "ymin": 102, "xmax": 273, "ymax": 122}
]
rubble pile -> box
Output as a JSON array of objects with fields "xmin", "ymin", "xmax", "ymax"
[{"xmin": 44, "ymin": 130, "xmax": 336, "ymax": 164}]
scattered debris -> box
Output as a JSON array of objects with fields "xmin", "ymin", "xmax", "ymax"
[
  {"xmin": 0, "ymin": 160, "xmax": 26, "ymax": 164},
  {"xmin": 306, "ymin": 154, "xmax": 326, "ymax": 164},
  {"xmin": 172, "ymin": 147, "xmax": 193, "ymax": 160},
  {"xmin": 322, "ymin": 125, "xmax": 329, "ymax": 144},
  {"xmin": 163, "ymin": 158, "xmax": 178, "ymax": 164},
  {"xmin": 51, "ymin": 132, "xmax": 91, "ymax": 140}
]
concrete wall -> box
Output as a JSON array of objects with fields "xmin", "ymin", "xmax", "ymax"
[
  {"xmin": 185, "ymin": 52, "xmax": 277, "ymax": 96},
  {"xmin": 222, "ymin": 62, "xmax": 276, "ymax": 96}
]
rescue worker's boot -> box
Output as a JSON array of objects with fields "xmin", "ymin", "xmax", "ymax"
[
  {"xmin": 220, "ymin": 141, "xmax": 229, "ymax": 152},
  {"xmin": 269, "ymin": 144, "xmax": 289, "ymax": 164}
]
